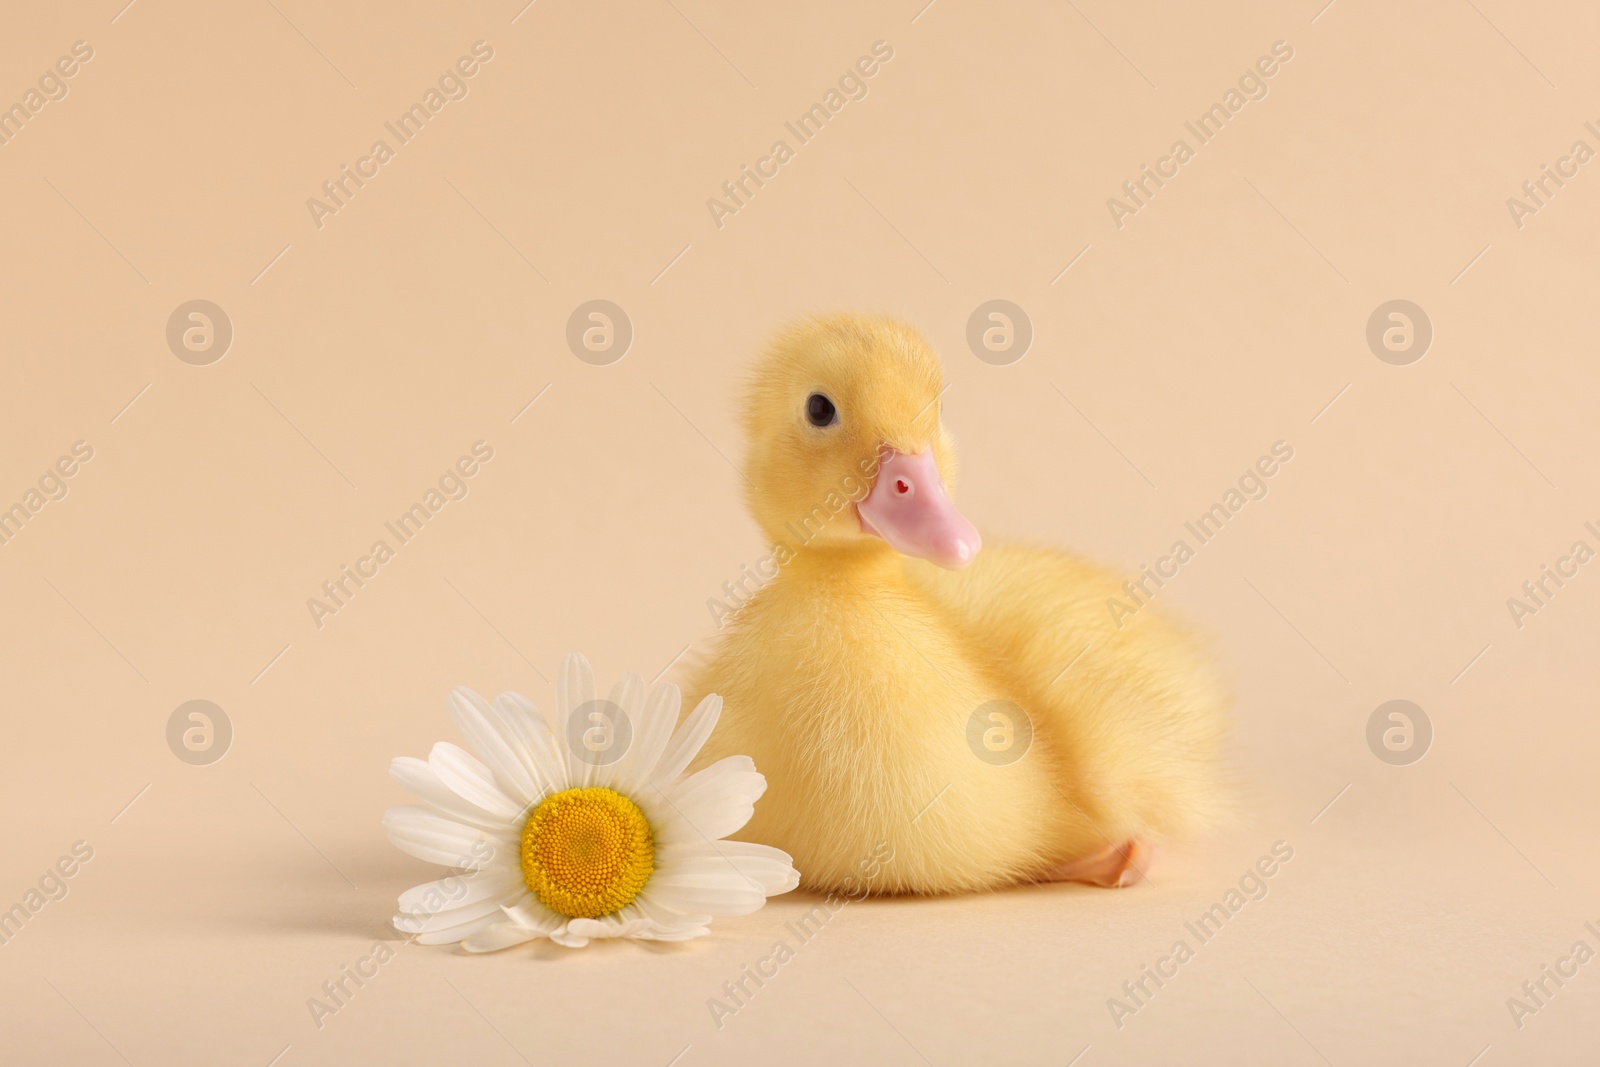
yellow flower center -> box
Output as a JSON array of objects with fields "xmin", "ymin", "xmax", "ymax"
[{"xmin": 519, "ymin": 787, "xmax": 654, "ymax": 919}]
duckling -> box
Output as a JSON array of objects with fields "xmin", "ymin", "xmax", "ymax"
[{"xmin": 686, "ymin": 314, "xmax": 1228, "ymax": 895}]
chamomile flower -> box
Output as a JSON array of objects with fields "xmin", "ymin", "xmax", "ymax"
[{"xmin": 384, "ymin": 653, "xmax": 798, "ymax": 949}]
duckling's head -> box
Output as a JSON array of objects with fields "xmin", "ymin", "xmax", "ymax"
[{"xmin": 741, "ymin": 314, "xmax": 981, "ymax": 569}]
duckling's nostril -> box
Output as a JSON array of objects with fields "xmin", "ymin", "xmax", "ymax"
[{"xmin": 858, "ymin": 447, "xmax": 981, "ymax": 569}]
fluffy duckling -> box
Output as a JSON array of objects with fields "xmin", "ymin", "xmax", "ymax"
[{"xmin": 687, "ymin": 314, "xmax": 1227, "ymax": 895}]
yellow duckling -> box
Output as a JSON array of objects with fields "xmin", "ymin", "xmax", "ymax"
[{"xmin": 687, "ymin": 314, "xmax": 1228, "ymax": 895}]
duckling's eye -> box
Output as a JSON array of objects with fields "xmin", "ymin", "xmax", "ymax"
[{"xmin": 806, "ymin": 393, "xmax": 838, "ymax": 427}]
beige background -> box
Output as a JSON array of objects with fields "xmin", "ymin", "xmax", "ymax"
[{"xmin": 2, "ymin": 0, "xmax": 1598, "ymax": 1063}]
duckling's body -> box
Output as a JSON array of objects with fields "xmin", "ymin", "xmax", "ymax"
[{"xmin": 687, "ymin": 315, "xmax": 1227, "ymax": 895}]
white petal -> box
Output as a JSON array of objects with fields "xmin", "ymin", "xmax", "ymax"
[
  {"xmin": 659, "ymin": 841, "xmax": 799, "ymax": 896},
  {"xmin": 389, "ymin": 757, "xmax": 508, "ymax": 833},
  {"xmin": 462, "ymin": 920, "xmax": 544, "ymax": 953},
  {"xmin": 651, "ymin": 694, "xmax": 722, "ymax": 788},
  {"xmin": 395, "ymin": 885, "xmax": 526, "ymax": 938},
  {"xmin": 634, "ymin": 889, "xmax": 712, "ymax": 929},
  {"xmin": 557, "ymin": 653, "xmax": 597, "ymax": 786},
  {"xmin": 548, "ymin": 926, "xmax": 590, "ymax": 948},
  {"xmin": 396, "ymin": 869, "xmax": 521, "ymax": 917},
  {"xmin": 644, "ymin": 858, "xmax": 770, "ymax": 916},
  {"xmin": 406, "ymin": 910, "xmax": 502, "ymax": 945},
  {"xmin": 502, "ymin": 899, "xmax": 566, "ymax": 933},
  {"xmin": 610, "ymin": 672, "xmax": 646, "ymax": 721},
  {"xmin": 565, "ymin": 910, "xmax": 653, "ymax": 942},
  {"xmin": 606, "ymin": 681, "xmax": 679, "ymax": 797},
  {"xmin": 383, "ymin": 806, "xmax": 514, "ymax": 867},
  {"xmin": 427, "ymin": 743, "xmax": 525, "ymax": 822},
  {"xmin": 495, "ymin": 692, "xmax": 567, "ymax": 796},
  {"xmin": 590, "ymin": 672, "xmax": 648, "ymax": 791},
  {"xmin": 639, "ymin": 920, "xmax": 710, "ymax": 942},
  {"xmin": 556, "ymin": 652, "xmax": 595, "ymax": 724},
  {"xmin": 448, "ymin": 688, "xmax": 536, "ymax": 804},
  {"xmin": 657, "ymin": 756, "xmax": 766, "ymax": 843},
  {"xmin": 476, "ymin": 690, "xmax": 548, "ymax": 795}
]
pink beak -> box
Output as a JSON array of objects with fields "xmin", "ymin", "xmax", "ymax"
[{"xmin": 857, "ymin": 449, "xmax": 982, "ymax": 569}]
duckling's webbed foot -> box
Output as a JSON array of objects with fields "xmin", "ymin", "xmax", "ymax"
[{"xmin": 1040, "ymin": 840, "xmax": 1151, "ymax": 888}]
